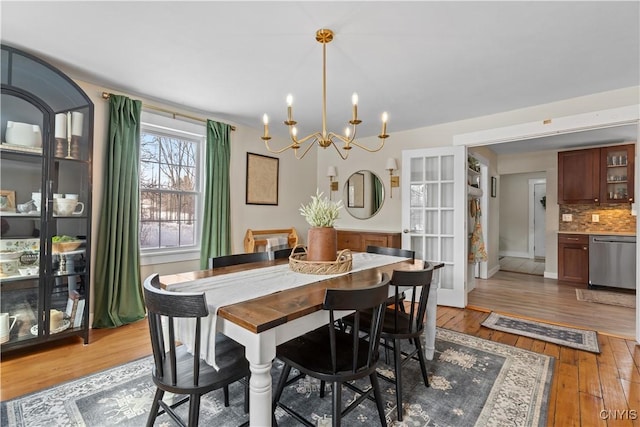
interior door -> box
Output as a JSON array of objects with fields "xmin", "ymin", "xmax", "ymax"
[{"xmin": 401, "ymin": 146, "xmax": 467, "ymax": 307}]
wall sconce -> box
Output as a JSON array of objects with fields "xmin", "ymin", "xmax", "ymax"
[
  {"xmin": 327, "ymin": 166, "xmax": 338, "ymax": 199},
  {"xmin": 386, "ymin": 158, "xmax": 399, "ymax": 198}
]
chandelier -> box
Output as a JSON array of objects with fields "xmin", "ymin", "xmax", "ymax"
[{"xmin": 261, "ymin": 29, "xmax": 389, "ymax": 160}]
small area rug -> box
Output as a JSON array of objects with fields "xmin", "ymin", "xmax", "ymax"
[
  {"xmin": 576, "ymin": 288, "xmax": 636, "ymax": 308},
  {"xmin": 482, "ymin": 312, "xmax": 600, "ymax": 353},
  {"xmin": 1, "ymin": 328, "xmax": 554, "ymax": 427}
]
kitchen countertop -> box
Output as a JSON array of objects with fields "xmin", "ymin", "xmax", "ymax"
[{"xmin": 558, "ymin": 230, "xmax": 636, "ymax": 237}]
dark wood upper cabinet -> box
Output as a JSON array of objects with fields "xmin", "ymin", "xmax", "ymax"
[
  {"xmin": 558, "ymin": 148, "xmax": 601, "ymax": 204},
  {"xmin": 558, "ymin": 143, "xmax": 635, "ymax": 205}
]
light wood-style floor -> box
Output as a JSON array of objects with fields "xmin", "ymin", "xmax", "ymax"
[
  {"xmin": 1, "ymin": 272, "xmax": 638, "ymax": 427},
  {"xmin": 469, "ymin": 270, "xmax": 636, "ymax": 339}
]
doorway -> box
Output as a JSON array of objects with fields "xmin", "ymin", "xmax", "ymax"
[{"xmin": 529, "ymin": 179, "xmax": 546, "ymax": 260}]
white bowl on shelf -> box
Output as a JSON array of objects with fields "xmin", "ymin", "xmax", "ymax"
[{"xmin": 5, "ymin": 121, "xmax": 42, "ymax": 148}]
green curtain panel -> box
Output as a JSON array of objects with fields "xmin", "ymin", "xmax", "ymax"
[
  {"xmin": 93, "ymin": 94, "xmax": 146, "ymax": 328},
  {"xmin": 200, "ymin": 120, "xmax": 232, "ymax": 268},
  {"xmin": 373, "ymin": 174, "xmax": 383, "ymax": 213}
]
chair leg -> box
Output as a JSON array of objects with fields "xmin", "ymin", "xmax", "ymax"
[
  {"xmin": 273, "ymin": 363, "xmax": 292, "ymax": 410},
  {"xmin": 332, "ymin": 381, "xmax": 341, "ymax": 427},
  {"xmin": 244, "ymin": 376, "xmax": 250, "ymax": 413},
  {"xmin": 393, "ymin": 338, "xmax": 403, "ymax": 421},
  {"xmin": 414, "ymin": 337, "xmax": 430, "ymax": 388},
  {"xmin": 320, "ymin": 380, "xmax": 326, "ymax": 398},
  {"xmin": 369, "ymin": 372, "xmax": 388, "ymax": 427},
  {"xmin": 146, "ymin": 388, "xmax": 165, "ymax": 427},
  {"xmin": 223, "ymin": 385, "xmax": 230, "ymax": 407},
  {"xmin": 187, "ymin": 394, "xmax": 201, "ymax": 427}
]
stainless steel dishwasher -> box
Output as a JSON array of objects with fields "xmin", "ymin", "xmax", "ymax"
[{"xmin": 588, "ymin": 235, "xmax": 636, "ymax": 289}]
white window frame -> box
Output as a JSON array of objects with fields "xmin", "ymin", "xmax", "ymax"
[{"xmin": 139, "ymin": 111, "xmax": 205, "ymax": 266}]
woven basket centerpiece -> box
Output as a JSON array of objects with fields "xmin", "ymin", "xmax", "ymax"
[{"xmin": 288, "ymin": 245, "xmax": 352, "ymax": 275}]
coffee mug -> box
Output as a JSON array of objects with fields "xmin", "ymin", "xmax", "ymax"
[
  {"xmin": 0, "ymin": 312, "xmax": 17, "ymax": 344},
  {"xmin": 53, "ymin": 199, "xmax": 84, "ymax": 216},
  {"xmin": 31, "ymin": 192, "xmax": 41, "ymax": 212}
]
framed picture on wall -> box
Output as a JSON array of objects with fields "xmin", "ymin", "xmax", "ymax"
[
  {"xmin": 347, "ymin": 172, "xmax": 364, "ymax": 208},
  {"xmin": 246, "ymin": 152, "xmax": 279, "ymax": 205}
]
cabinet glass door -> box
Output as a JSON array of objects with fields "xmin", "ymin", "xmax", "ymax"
[
  {"xmin": 601, "ymin": 145, "xmax": 634, "ymax": 203},
  {"xmin": 0, "ymin": 93, "xmax": 45, "ymax": 346}
]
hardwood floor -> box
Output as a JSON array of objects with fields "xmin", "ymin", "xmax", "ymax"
[
  {"xmin": 1, "ymin": 309, "xmax": 638, "ymax": 426},
  {"xmin": 1, "ymin": 272, "xmax": 638, "ymax": 426},
  {"xmin": 469, "ymin": 270, "xmax": 636, "ymax": 339}
]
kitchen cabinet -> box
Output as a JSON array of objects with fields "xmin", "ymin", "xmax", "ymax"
[
  {"xmin": 558, "ymin": 148, "xmax": 600, "ymax": 204},
  {"xmin": 337, "ymin": 229, "xmax": 401, "ymax": 252},
  {"xmin": 0, "ymin": 45, "xmax": 93, "ymax": 353},
  {"xmin": 558, "ymin": 234, "xmax": 589, "ymax": 284},
  {"xmin": 600, "ymin": 144, "xmax": 634, "ymax": 203},
  {"xmin": 558, "ymin": 144, "xmax": 635, "ymax": 205}
]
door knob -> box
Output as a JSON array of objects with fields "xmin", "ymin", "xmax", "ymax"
[{"xmin": 403, "ymin": 229, "xmax": 409, "ymax": 233}]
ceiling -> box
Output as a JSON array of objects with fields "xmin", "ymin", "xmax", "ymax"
[{"xmin": 1, "ymin": 1, "xmax": 639, "ymax": 149}]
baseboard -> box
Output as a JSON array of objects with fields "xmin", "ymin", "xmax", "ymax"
[
  {"xmin": 488, "ymin": 264, "xmax": 501, "ymax": 278},
  {"xmin": 499, "ymin": 251, "xmax": 531, "ymax": 259},
  {"xmin": 544, "ymin": 271, "xmax": 558, "ymax": 279}
]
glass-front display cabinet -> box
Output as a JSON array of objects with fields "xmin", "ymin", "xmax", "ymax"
[
  {"xmin": 600, "ymin": 144, "xmax": 635, "ymax": 203},
  {"xmin": 0, "ymin": 45, "xmax": 93, "ymax": 352}
]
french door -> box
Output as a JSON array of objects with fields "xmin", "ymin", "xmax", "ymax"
[{"xmin": 401, "ymin": 146, "xmax": 467, "ymax": 307}]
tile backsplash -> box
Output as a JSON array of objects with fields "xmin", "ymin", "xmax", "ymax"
[{"xmin": 559, "ymin": 204, "xmax": 636, "ymax": 233}]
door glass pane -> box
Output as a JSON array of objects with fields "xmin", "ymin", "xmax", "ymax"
[
  {"xmin": 441, "ymin": 210, "xmax": 453, "ymax": 235},
  {"xmin": 441, "ymin": 155, "xmax": 454, "ymax": 180},
  {"xmin": 441, "ymin": 237, "xmax": 454, "ymax": 263},
  {"xmin": 440, "ymin": 265, "xmax": 454, "ymax": 290},
  {"xmin": 410, "ymin": 184, "xmax": 425, "ymax": 207},
  {"xmin": 425, "ymin": 210, "xmax": 438, "ymax": 234},
  {"xmin": 425, "ymin": 237, "xmax": 438, "ymax": 261},
  {"xmin": 410, "ymin": 209, "xmax": 424, "ymax": 233},
  {"xmin": 410, "ymin": 158, "xmax": 423, "ymax": 182},
  {"xmin": 424, "ymin": 157, "xmax": 439, "ymax": 181},
  {"xmin": 411, "ymin": 236, "xmax": 423, "ymax": 260},
  {"xmin": 425, "ymin": 184, "xmax": 438, "ymax": 208},
  {"xmin": 441, "ymin": 183, "xmax": 454, "ymax": 207}
]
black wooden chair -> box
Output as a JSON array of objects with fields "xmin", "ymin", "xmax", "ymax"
[
  {"xmin": 272, "ymin": 245, "xmax": 305, "ymax": 260},
  {"xmin": 143, "ymin": 274, "xmax": 249, "ymax": 427},
  {"xmin": 366, "ymin": 245, "xmax": 415, "ymax": 261},
  {"xmin": 343, "ymin": 262, "xmax": 437, "ymax": 422},
  {"xmin": 208, "ymin": 251, "xmax": 270, "ymax": 269},
  {"xmin": 272, "ymin": 274, "xmax": 391, "ymax": 426}
]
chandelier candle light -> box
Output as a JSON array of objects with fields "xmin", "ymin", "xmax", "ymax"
[{"xmin": 261, "ymin": 29, "xmax": 389, "ymax": 160}]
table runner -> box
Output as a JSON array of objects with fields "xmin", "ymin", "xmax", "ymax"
[{"xmin": 167, "ymin": 252, "xmax": 408, "ymax": 368}]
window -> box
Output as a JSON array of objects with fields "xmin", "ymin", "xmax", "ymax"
[{"xmin": 139, "ymin": 112, "xmax": 204, "ymax": 258}]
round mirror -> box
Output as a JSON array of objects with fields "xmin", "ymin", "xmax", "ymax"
[{"xmin": 342, "ymin": 170, "xmax": 385, "ymax": 219}]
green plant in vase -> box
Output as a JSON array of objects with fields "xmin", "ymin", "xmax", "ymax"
[{"xmin": 300, "ymin": 190, "xmax": 343, "ymax": 261}]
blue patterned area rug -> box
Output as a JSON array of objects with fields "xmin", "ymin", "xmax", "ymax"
[
  {"xmin": 481, "ymin": 312, "xmax": 600, "ymax": 353},
  {"xmin": 1, "ymin": 328, "xmax": 554, "ymax": 427}
]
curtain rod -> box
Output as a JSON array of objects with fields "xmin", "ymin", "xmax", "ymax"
[{"xmin": 101, "ymin": 92, "xmax": 236, "ymax": 131}]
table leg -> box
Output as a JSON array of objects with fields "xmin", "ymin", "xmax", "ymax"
[
  {"xmin": 423, "ymin": 284, "xmax": 438, "ymax": 360},
  {"xmin": 244, "ymin": 330, "xmax": 277, "ymax": 426}
]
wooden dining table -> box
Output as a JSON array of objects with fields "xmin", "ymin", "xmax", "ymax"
[{"xmin": 160, "ymin": 255, "xmax": 436, "ymax": 427}]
